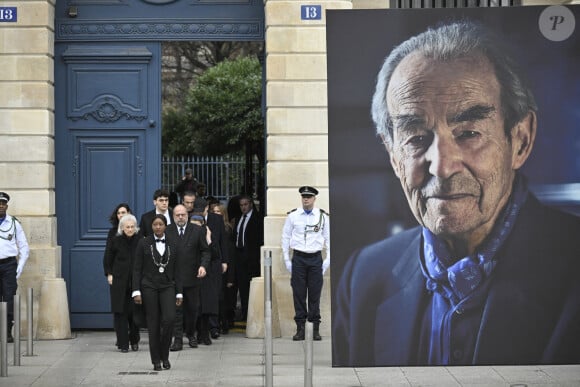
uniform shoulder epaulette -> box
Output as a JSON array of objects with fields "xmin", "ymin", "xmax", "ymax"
[
  {"xmin": 320, "ymin": 209, "xmax": 329, "ymax": 216},
  {"xmin": 286, "ymin": 208, "xmax": 297, "ymax": 215},
  {"xmin": 11, "ymin": 216, "xmax": 20, "ymax": 222}
]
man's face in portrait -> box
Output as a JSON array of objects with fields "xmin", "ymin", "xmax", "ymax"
[
  {"xmin": 385, "ymin": 52, "xmax": 534, "ymax": 249},
  {"xmin": 173, "ymin": 205, "xmax": 188, "ymax": 227}
]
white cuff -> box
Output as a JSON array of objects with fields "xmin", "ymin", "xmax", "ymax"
[{"xmin": 131, "ymin": 290, "xmax": 141, "ymax": 298}]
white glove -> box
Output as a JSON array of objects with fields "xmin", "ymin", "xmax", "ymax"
[
  {"xmin": 107, "ymin": 274, "xmax": 113, "ymax": 285},
  {"xmin": 284, "ymin": 259, "xmax": 292, "ymax": 273},
  {"xmin": 16, "ymin": 263, "xmax": 24, "ymax": 279},
  {"xmin": 322, "ymin": 259, "xmax": 330, "ymax": 275}
]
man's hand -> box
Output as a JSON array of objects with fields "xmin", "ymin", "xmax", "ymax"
[
  {"xmin": 133, "ymin": 295, "xmax": 142, "ymax": 305},
  {"xmin": 107, "ymin": 274, "xmax": 113, "ymax": 285},
  {"xmin": 222, "ymin": 263, "xmax": 228, "ymax": 273},
  {"xmin": 197, "ymin": 266, "xmax": 207, "ymax": 278},
  {"xmin": 322, "ymin": 259, "xmax": 330, "ymax": 275},
  {"xmin": 284, "ymin": 259, "xmax": 292, "ymax": 273}
]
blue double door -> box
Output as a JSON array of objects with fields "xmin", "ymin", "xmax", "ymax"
[
  {"xmin": 55, "ymin": 42, "xmax": 162, "ymax": 328},
  {"xmin": 54, "ymin": 0, "xmax": 264, "ymax": 329}
]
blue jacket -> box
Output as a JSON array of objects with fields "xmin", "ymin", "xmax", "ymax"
[{"xmin": 332, "ymin": 194, "xmax": 580, "ymax": 366}]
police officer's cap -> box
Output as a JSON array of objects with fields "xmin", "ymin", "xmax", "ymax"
[
  {"xmin": 0, "ymin": 192, "xmax": 10, "ymax": 203},
  {"xmin": 299, "ymin": 186, "xmax": 318, "ymax": 196}
]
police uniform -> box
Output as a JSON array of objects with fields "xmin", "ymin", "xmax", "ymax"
[
  {"xmin": 0, "ymin": 192, "xmax": 30, "ymax": 341},
  {"xmin": 281, "ymin": 186, "xmax": 330, "ymax": 341}
]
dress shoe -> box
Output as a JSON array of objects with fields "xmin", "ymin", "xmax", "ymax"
[
  {"xmin": 162, "ymin": 360, "xmax": 171, "ymax": 370},
  {"xmin": 210, "ymin": 329, "xmax": 220, "ymax": 339},
  {"xmin": 131, "ymin": 343, "xmax": 139, "ymax": 351},
  {"xmin": 202, "ymin": 336, "xmax": 212, "ymax": 346},
  {"xmin": 313, "ymin": 331, "xmax": 322, "ymax": 341},
  {"xmin": 170, "ymin": 339, "xmax": 183, "ymax": 352},
  {"xmin": 120, "ymin": 348, "xmax": 129, "ymax": 353},
  {"xmin": 153, "ymin": 363, "xmax": 162, "ymax": 371},
  {"xmin": 188, "ymin": 337, "xmax": 198, "ymax": 348}
]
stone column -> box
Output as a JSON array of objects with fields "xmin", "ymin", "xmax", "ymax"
[
  {"xmin": 0, "ymin": 0, "xmax": 70, "ymax": 339},
  {"xmin": 245, "ymin": 0, "xmax": 352, "ymax": 338}
]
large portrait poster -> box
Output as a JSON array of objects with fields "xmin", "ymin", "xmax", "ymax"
[{"xmin": 328, "ymin": 5, "xmax": 580, "ymax": 367}]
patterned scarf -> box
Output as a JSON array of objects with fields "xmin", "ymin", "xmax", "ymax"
[{"xmin": 422, "ymin": 174, "xmax": 528, "ymax": 304}]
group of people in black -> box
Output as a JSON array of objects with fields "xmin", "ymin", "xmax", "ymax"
[{"xmin": 103, "ymin": 183, "xmax": 263, "ymax": 371}]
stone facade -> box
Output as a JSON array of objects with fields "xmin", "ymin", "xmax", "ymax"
[{"xmin": 0, "ymin": 0, "xmax": 69, "ymax": 339}]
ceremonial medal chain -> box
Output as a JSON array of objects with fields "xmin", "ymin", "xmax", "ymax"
[
  {"xmin": 0, "ymin": 218, "xmax": 15, "ymax": 241},
  {"xmin": 303, "ymin": 211, "xmax": 326, "ymax": 242},
  {"xmin": 149, "ymin": 245, "xmax": 171, "ymax": 273}
]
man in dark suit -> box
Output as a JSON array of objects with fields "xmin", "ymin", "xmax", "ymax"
[
  {"xmin": 138, "ymin": 189, "xmax": 173, "ymax": 238},
  {"xmin": 167, "ymin": 205, "xmax": 211, "ymax": 351},
  {"xmin": 333, "ymin": 20, "xmax": 580, "ymax": 366},
  {"xmin": 233, "ymin": 195, "xmax": 264, "ymax": 321}
]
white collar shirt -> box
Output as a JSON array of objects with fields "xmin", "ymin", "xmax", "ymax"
[
  {"xmin": 0, "ymin": 214, "xmax": 30, "ymax": 262},
  {"xmin": 281, "ymin": 207, "xmax": 329, "ymax": 262}
]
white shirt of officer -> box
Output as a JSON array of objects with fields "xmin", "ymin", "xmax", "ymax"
[
  {"xmin": 281, "ymin": 194, "xmax": 330, "ymax": 273},
  {"xmin": 0, "ymin": 214, "xmax": 30, "ymax": 279}
]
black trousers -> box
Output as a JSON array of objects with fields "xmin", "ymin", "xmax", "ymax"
[
  {"xmin": 114, "ymin": 295, "xmax": 140, "ymax": 349},
  {"xmin": 173, "ymin": 285, "xmax": 200, "ymax": 339},
  {"xmin": 142, "ymin": 286, "xmax": 176, "ymax": 364},
  {"xmin": 291, "ymin": 253, "xmax": 323, "ymax": 324},
  {"xmin": 235, "ymin": 249, "xmax": 250, "ymax": 319},
  {"xmin": 0, "ymin": 257, "xmax": 17, "ymax": 331}
]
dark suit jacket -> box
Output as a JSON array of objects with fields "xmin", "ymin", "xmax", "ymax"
[
  {"xmin": 166, "ymin": 223, "xmax": 211, "ymax": 287},
  {"xmin": 333, "ymin": 194, "xmax": 580, "ymax": 366},
  {"xmin": 132, "ymin": 235, "xmax": 182, "ymax": 295},
  {"xmin": 234, "ymin": 210, "xmax": 264, "ymax": 277},
  {"xmin": 138, "ymin": 209, "xmax": 173, "ymax": 238}
]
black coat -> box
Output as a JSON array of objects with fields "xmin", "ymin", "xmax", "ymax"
[
  {"xmin": 132, "ymin": 235, "xmax": 182, "ymax": 295},
  {"xmin": 199, "ymin": 222, "xmax": 222, "ymax": 315},
  {"xmin": 103, "ymin": 233, "xmax": 140, "ymax": 313},
  {"xmin": 234, "ymin": 210, "xmax": 264, "ymax": 277},
  {"xmin": 138, "ymin": 209, "xmax": 173, "ymax": 238},
  {"xmin": 166, "ymin": 223, "xmax": 211, "ymax": 288}
]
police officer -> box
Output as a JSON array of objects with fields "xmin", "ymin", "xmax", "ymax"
[
  {"xmin": 281, "ymin": 186, "xmax": 330, "ymax": 341},
  {"xmin": 0, "ymin": 192, "xmax": 30, "ymax": 342}
]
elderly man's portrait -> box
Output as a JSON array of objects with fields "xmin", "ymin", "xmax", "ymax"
[{"xmin": 328, "ymin": 6, "xmax": 580, "ymax": 367}]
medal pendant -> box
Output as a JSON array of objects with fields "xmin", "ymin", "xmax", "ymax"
[{"xmin": 159, "ymin": 267, "xmax": 165, "ymax": 273}]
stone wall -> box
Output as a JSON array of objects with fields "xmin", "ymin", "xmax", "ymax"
[{"xmin": 0, "ymin": 0, "xmax": 69, "ymax": 339}]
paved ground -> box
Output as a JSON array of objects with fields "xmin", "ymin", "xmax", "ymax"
[{"xmin": 1, "ymin": 329, "xmax": 580, "ymax": 386}]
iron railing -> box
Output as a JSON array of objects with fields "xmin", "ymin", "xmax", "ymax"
[{"xmin": 162, "ymin": 155, "xmax": 257, "ymax": 202}]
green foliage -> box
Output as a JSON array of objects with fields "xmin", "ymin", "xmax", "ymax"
[
  {"xmin": 162, "ymin": 108, "xmax": 190, "ymax": 156},
  {"xmin": 185, "ymin": 57, "xmax": 263, "ymax": 156}
]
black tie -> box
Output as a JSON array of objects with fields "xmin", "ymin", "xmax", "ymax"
[
  {"xmin": 180, "ymin": 227, "xmax": 185, "ymax": 237},
  {"xmin": 237, "ymin": 214, "xmax": 247, "ymax": 248},
  {"xmin": 156, "ymin": 239, "xmax": 165, "ymax": 243}
]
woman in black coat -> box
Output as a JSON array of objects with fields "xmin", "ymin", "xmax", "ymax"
[
  {"xmin": 103, "ymin": 213, "xmax": 140, "ymax": 353},
  {"xmin": 133, "ymin": 214, "xmax": 182, "ymax": 371}
]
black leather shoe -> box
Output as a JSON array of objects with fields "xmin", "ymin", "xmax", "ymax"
[
  {"xmin": 313, "ymin": 331, "xmax": 322, "ymax": 341},
  {"xmin": 131, "ymin": 343, "xmax": 139, "ymax": 351},
  {"xmin": 202, "ymin": 336, "xmax": 212, "ymax": 346},
  {"xmin": 120, "ymin": 348, "xmax": 129, "ymax": 353},
  {"xmin": 210, "ymin": 330, "xmax": 220, "ymax": 339},
  {"xmin": 188, "ymin": 337, "xmax": 198, "ymax": 348},
  {"xmin": 162, "ymin": 360, "xmax": 171, "ymax": 370},
  {"xmin": 293, "ymin": 326, "xmax": 305, "ymax": 341},
  {"xmin": 170, "ymin": 340, "xmax": 183, "ymax": 351},
  {"xmin": 153, "ymin": 363, "xmax": 162, "ymax": 371}
]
